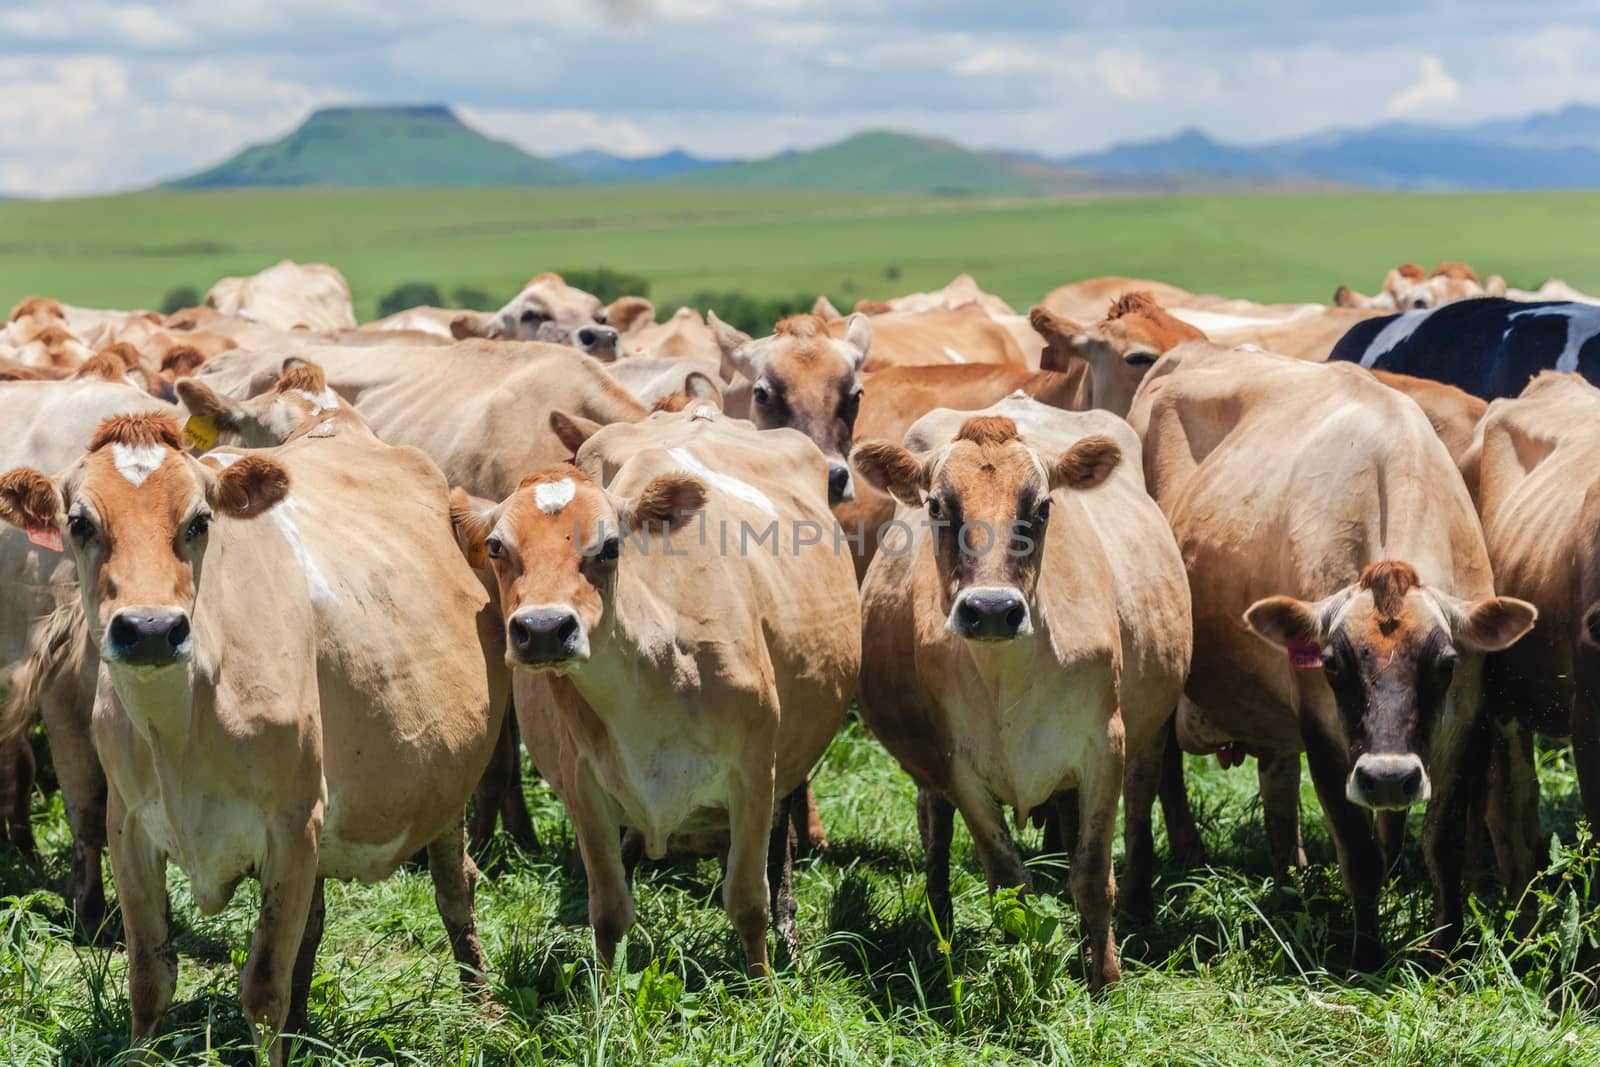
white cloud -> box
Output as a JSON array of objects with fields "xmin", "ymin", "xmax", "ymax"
[
  {"xmin": 461, "ymin": 108, "xmax": 667, "ymax": 156},
  {"xmin": 1386, "ymin": 54, "xmax": 1461, "ymax": 117},
  {"xmin": 1090, "ymin": 48, "xmax": 1168, "ymax": 101},
  {"xmin": 955, "ymin": 45, "xmax": 1047, "ymax": 77}
]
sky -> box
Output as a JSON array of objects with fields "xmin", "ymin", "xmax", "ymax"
[{"xmin": 4, "ymin": 1, "xmax": 1600, "ymax": 196}]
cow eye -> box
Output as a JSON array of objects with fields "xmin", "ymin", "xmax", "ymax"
[
  {"xmin": 596, "ymin": 537, "xmax": 620, "ymax": 562},
  {"xmin": 185, "ymin": 513, "xmax": 211, "ymax": 541},
  {"xmin": 927, "ymin": 497, "xmax": 944, "ymax": 520},
  {"xmin": 519, "ymin": 309, "xmax": 547, "ymax": 325},
  {"xmin": 485, "ymin": 537, "xmax": 505, "ymax": 559},
  {"xmin": 752, "ymin": 384, "xmax": 771, "ymax": 408},
  {"xmin": 1034, "ymin": 498, "xmax": 1052, "ymax": 523},
  {"xmin": 67, "ymin": 514, "xmax": 94, "ymax": 542},
  {"xmin": 1434, "ymin": 648, "xmax": 1458, "ymax": 683},
  {"xmin": 1125, "ymin": 351, "xmax": 1158, "ymax": 368}
]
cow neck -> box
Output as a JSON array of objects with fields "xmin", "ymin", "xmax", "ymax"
[
  {"xmin": 106, "ymin": 658, "xmax": 196, "ymax": 762},
  {"xmin": 561, "ymin": 574, "xmax": 672, "ymax": 718}
]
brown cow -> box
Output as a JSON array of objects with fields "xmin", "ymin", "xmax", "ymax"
[
  {"xmin": 206, "ymin": 259, "xmax": 357, "ymax": 332},
  {"xmin": 448, "ymin": 273, "xmax": 620, "ymax": 360},
  {"xmin": 834, "ymin": 304, "xmax": 1026, "ymax": 371},
  {"xmin": 1459, "ymin": 373, "xmax": 1600, "ymax": 893},
  {"xmin": 1030, "ymin": 292, "xmax": 1206, "ymax": 415},
  {"xmin": 852, "ymin": 397, "xmax": 1192, "ymax": 985},
  {"xmin": 1127, "ymin": 344, "xmax": 1534, "ymax": 969},
  {"xmin": 452, "ymin": 407, "xmax": 859, "ymax": 975},
  {"xmin": 0, "ymin": 408, "xmax": 500, "ymax": 1064}
]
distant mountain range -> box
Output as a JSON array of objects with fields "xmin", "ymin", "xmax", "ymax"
[{"xmin": 161, "ymin": 102, "xmax": 1600, "ymax": 195}]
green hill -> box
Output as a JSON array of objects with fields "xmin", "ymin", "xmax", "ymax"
[
  {"xmin": 166, "ymin": 105, "xmax": 577, "ymax": 189},
  {"xmin": 669, "ymin": 130, "xmax": 1044, "ymax": 196}
]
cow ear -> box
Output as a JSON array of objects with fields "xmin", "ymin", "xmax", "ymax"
[
  {"xmin": 618, "ymin": 474, "xmax": 705, "ymax": 534},
  {"xmin": 1452, "ymin": 595, "xmax": 1536, "ymax": 652},
  {"xmin": 449, "ymin": 487, "xmax": 500, "ymax": 569},
  {"xmin": 842, "ymin": 312, "xmax": 872, "ymax": 371},
  {"xmin": 812, "ymin": 295, "xmax": 843, "ymax": 322},
  {"xmin": 450, "ymin": 311, "xmax": 497, "ymax": 340},
  {"xmin": 1050, "ymin": 435, "xmax": 1122, "ymax": 491},
  {"xmin": 1332, "ymin": 285, "xmax": 1362, "ymax": 308},
  {"xmin": 549, "ymin": 410, "xmax": 602, "ymax": 456},
  {"xmin": 0, "ymin": 468, "xmax": 64, "ymax": 532},
  {"xmin": 208, "ymin": 455, "xmax": 289, "ymax": 519},
  {"xmin": 682, "ymin": 371, "xmax": 723, "ymax": 408},
  {"xmin": 1244, "ymin": 596, "xmax": 1323, "ymax": 654},
  {"xmin": 604, "ymin": 296, "xmax": 655, "ymax": 335},
  {"xmin": 1029, "ymin": 306, "xmax": 1088, "ymax": 373},
  {"xmin": 1484, "ymin": 274, "xmax": 1508, "ymax": 298},
  {"xmin": 176, "ymin": 379, "xmax": 244, "ymax": 430},
  {"xmin": 851, "ymin": 440, "xmax": 928, "ymax": 506},
  {"xmin": 707, "ymin": 311, "xmax": 758, "ymax": 382}
]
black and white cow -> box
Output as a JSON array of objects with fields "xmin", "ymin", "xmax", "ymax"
[{"xmin": 1329, "ymin": 298, "xmax": 1600, "ymax": 400}]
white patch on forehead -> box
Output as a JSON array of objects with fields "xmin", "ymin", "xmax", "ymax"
[
  {"xmin": 666, "ymin": 446, "xmax": 777, "ymax": 517},
  {"xmin": 268, "ymin": 495, "xmax": 334, "ymax": 603},
  {"xmin": 1509, "ymin": 304, "xmax": 1600, "ymax": 374},
  {"xmin": 110, "ymin": 443, "xmax": 166, "ymax": 487},
  {"xmin": 205, "ymin": 451, "xmax": 244, "ymax": 470},
  {"xmin": 943, "ymin": 346, "xmax": 967, "ymax": 364},
  {"xmin": 1360, "ymin": 308, "xmax": 1435, "ymax": 367},
  {"xmin": 534, "ymin": 478, "xmax": 576, "ymax": 514},
  {"xmin": 289, "ymin": 387, "xmax": 340, "ymax": 414}
]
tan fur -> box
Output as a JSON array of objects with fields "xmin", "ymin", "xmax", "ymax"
[
  {"xmin": 1431, "ymin": 261, "xmax": 1478, "ymax": 282},
  {"xmin": 9, "ymin": 297, "xmax": 65, "ymax": 323},
  {"xmin": 88, "ymin": 412, "xmax": 186, "ymax": 453},
  {"xmin": 955, "ymin": 414, "xmax": 1021, "ymax": 447},
  {"xmin": 1360, "ymin": 560, "xmax": 1421, "ymax": 619}
]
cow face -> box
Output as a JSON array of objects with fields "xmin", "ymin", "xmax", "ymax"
[
  {"xmin": 710, "ymin": 312, "xmax": 867, "ymax": 505},
  {"xmin": 451, "ymin": 464, "xmax": 705, "ymax": 672},
  {"xmin": 1246, "ymin": 560, "xmax": 1535, "ymax": 810},
  {"xmin": 176, "ymin": 359, "xmax": 345, "ymax": 447},
  {"xmin": 852, "ymin": 416, "xmax": 1121, "ymax": 642},
  {"xmin": 1030, "ymin": 293, "xmax": 1204, "ymax": 416},
  {"xmin": 456, "ymin": 273, "xmax": 619, "ymax": 359},
  {"xmin": 0, "ymin": 414, "xmax": 288, "ymax": 671}
]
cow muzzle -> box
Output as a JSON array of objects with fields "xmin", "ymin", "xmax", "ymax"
[
  {"xmin": 507, "ymin": 605, "xmax": 589, "ymax": 669},
  {"xmin": 104, "ymin": 607, "xmax": 193, "ymax": 668},
  {"xmin": 827, "ymin": 459, "xmax": 854, "ymax": 504},
  {"xmin": 1346, "ymin": 752, "xmax": 1430, "ymax": 810},
  {"xmin": 948, "ymin": 586, "xmax": 1032, "ymax": 642},
  {"xmin": 575, "ymin": 325, "xmax": 619, "ymax": 361}
]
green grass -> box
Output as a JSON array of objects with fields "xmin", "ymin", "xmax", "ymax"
[
  {"xmin": 3, "ymin": 188, "xmax": 1599, "ymax": 322},
  {"xmin": 2, "ymin": 718, "xmax": 1597, "ymax": 1065}
]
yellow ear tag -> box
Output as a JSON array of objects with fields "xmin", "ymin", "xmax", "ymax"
[
  {"xmin": 467, "ymin": 542, "xmax": 487, "ymax": 569},
  {"xmin": 183, "ymin": 415, "xmax": 218, "ymax": 453}
]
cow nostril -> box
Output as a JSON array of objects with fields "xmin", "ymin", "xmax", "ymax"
[
  {"xmin": 1402, "ymin": 766, "xmax": 1422, "ymax": 796},
  {"xmin": 1005, "ymin": 605, "xmax": 1025, "ymax": 631},
  {"xmin": 557, "ymin": 614, "xmax": 578, "ymax": 646},
  {"xmin": 109, "ymin": 615, "xmax": 137, "ymax": 650},
  {"xmin": 1354, "ymin": 766, "xmax": 1376, "ymax": 796},
  {"xmin": 578, "ymin": 328, "xmax": 596, "ymax": 346},
  {"xmin": 508, "ymin": 618, "xmax": 531, "ymax": 650},
  {"xmin": 956, "ymin": 601, "xmax": 981, "ymax": 632},
  {"xmin": 167, "ymin": 616, "xmax": 190, "ymax": 650}
]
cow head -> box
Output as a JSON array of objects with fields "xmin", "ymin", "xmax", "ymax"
[
  {"xmin": 851, "ymin": 415, "xmax": 1121, "ymax": 642},
  {"xmin": 452, "ymin": 273, "xmax": 620, "ymax": 359},
  {"xmin": 1246, "ymin": 560, "xmax": 1535, "ymax": 810},
  {"xmin": 451, "ymin": 464, "xmax": 705, "ymax": 671},
  {"xmin": 74, "ymin": 344, "xmax": 174, "ymax": 401},
  {"xmin": 0, "ymin": 413, "xmax": 288, "ymax": 670},
  {"xmin": 176, "ymin": 359, "xmax": 347, "ymax": 447},
  {"xmin": 1030, "ymin": 292, "xmax": 1204, "ymax": 416},
  {"xmin": 710, "ymin": 311, "xmax": 867, "ymax": 505}
]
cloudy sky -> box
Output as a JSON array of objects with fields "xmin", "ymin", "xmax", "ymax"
[{"xmin": 4, "ymin": 1, "xmax": 1600, "ymax": 196}]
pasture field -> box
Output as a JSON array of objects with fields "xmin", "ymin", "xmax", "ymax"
[
  {"xmin": 2, "ymin": 187, "xmax": 1600, "ymax": 320},
  {"xmin": 1, "ymin": 719, "xmax": 1597, "ymax": 1065}
]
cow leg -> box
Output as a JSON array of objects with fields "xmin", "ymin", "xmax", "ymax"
[
  {"xmin": 1072, "ymin": 732, "xmax": 1123, "ymax": 991},
  {"xmin": 1482, "ymin": 716, "xmax": 1541, "ymax": 902},
  {"xmin": 240, "ymin": 823, "xmax": 319, "ymax": 1067},
  {"xmin": 791, "ymin": 777, "xmax": 827, "ymax": 857},
  {"xmin": 1158, "ymin": 720, "xmax": 1208, "ymax": 869},
  {"xmin": 1421, "ymin": 706, "xmax": 1493, "ymax": 959},
  {"xmin": 766, "ymin": 790, "xmax": 799, "ymax": 966},
  {"xmin": 107, "ymin": 792, "xmax": 175, "ymax": 1051},
  {"xmin": 2, "ymin": 734, "xmax": 36, "ymax": 860},
  {"xmin": 426, "ymin": 818, "xmax": 487, "ymax": 985},
  {"xmin": 568, "ymin": 763, "xmax": 632, "ymax": 969},
  {"xmin": 724, "ymin": 768, "xmax": 778, "ymax": 980},
  {"xmin": 286, "ymin": 879, "xmax": 325, "ymax": 1039},
  {"xmin": 917, "ymin": 787, "xmax": 957, "ymax": 938},
  {"xmin": 947, "ymin": 768, "xmax": 1031, "ymax": 898},
  {"xmin": 1257, "ymin": 750, "xmax": 1305, "ymax": 880},
  {"xmin": 40, "ymin": 677, "xmax": 110, "ymax": 944},
  {"xmin": 1121, "ymin": 733, "xmax": 1163, "ymax": 923},
  {"xmin": 1300, "ymin": 713, "xmax": 1384, "ymax": 972},
  {"xmin": 498, "ymin": 712, "xmax": 540, "ymax": 853},
  {"xmin": 468, "ymin": 705, "xmax": 534, "ymax": 864}
]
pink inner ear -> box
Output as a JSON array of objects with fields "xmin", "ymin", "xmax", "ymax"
[
  {"xmin": 1285, "ymin": 637, "xmax": 1322, "ymax": 669},
  {"xmin": 26, "ymin": 523, "xmax": 62, "ymax": 553}
]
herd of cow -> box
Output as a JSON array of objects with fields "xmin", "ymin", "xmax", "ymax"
[{"xmin": 3, "ymin": 257, "xmax": 1600, "ymax": 1061}]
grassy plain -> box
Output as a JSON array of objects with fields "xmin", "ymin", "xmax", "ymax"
[{"xmin": 1, "ymin": 187, "xmax": 1598, "ymax": 320}]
